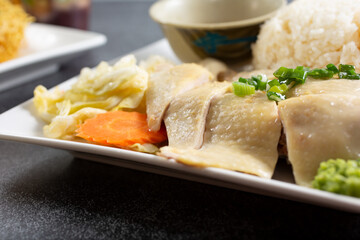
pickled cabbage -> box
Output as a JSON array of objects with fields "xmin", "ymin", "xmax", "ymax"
[
  {"xmin": 128, "ymin": 143, "xmax": 159, "ymax": 154},
  {"xmin": 44, "ymin": 107, "xmax": 106, "ymax": 140},
  {"xmin": 139, "ymin": 55, "xmax": 174, "ymax": 74},
  {"xmin": 33, "ymin": 85, "xmax": 65, "ymax": 122},
  {"xmin": 65, "ymin": 54, "xmax": 148, "ymax": 113},
  {"xmin": 34, "ymin": 54, "xmax": 149, "ymax": 139}
]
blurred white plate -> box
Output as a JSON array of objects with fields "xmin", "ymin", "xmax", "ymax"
[
  {"xmin": 0, "ymin": 23, "xmax": 107, "ymax": 91},
  {"xmin": 1, "ymin": 39, "xmax": 360, "ymax": 213}
]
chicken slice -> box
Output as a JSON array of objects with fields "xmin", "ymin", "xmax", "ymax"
[
  {"xmin": 286, "ymin": 79, "xmax": 360, "ymax": 98},
  {"xmin": 146, "ymin": 63, "xmax": 213, "ymax": 131},
  {"xmin": 198, "ymin": 58, "xmax": 237, "ymax": 82},
  {"xmin": 160, "ymin": 92, "xmax": 282, "ymax": 179},
  {"xmin": 278, "ymin": 94, "xmax": 360, "ymax": 187},
  {"xmin": 164, "ymin": 81, "xmax": 231, "ymax": 149}
]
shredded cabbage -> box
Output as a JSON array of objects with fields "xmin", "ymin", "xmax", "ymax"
[
  {"xmin": 66, "ymin": 54, "xmax": 148, "ymax": 112},
  {"xmin": 33, "ymin": 55, "xmax": 170, "ymax": 154},
  {"xmin": 33, "ymin": 85, "xmax": 65, "ymax": 122},
  {"xmin": 34, "ymin": 54, "xmax": 149, "ymax": 139},
  {"xmin": 139, "ymin": 55, "xmax": 174, "ymax": 73},
  {"xmin": 43, "ymin": 107, "xmax": 107, "ymax": 140},
  {"xmin": 129, "ymin": 143, "xmax": 159, "ymax": 153}
]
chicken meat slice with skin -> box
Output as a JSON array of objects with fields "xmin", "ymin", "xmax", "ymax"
[
  {"xmin": 160, "ymin": 92, "xmax": 282, "ymax": 179},
  {"xmin": 278, "ymin": 94, "xmax": 360, "ymax": 187},
  {"xmin": 198, "ymin": 58, "xmax": 237, "ymax": 82},
  {"xmin": 146, "ymin": 63, "xmax": 213, "ymax": 131},
  {"xmin": 286, "ymin": 79, "xmax": 360, "ymax": 98},
  {"xmin": 164, "ymin": 81, "xmax": 231, "ymax": 149}
]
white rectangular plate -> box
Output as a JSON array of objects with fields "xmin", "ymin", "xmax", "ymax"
[
  {"xmin": 1, "ymin": 39, "xmax": 360, "ymax": 213},
  {"xmin": 0, "ymin": 23, "xmax": 107, "ymax": 91}
]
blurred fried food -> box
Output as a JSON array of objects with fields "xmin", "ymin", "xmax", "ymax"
[{"xmin": 0, "ymin": 0, "xmax": 33, "ymax": 63}]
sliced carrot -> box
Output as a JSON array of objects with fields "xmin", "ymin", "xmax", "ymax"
[{"xmin": 76, "ymin": 111, "xmax": 167, "ymax": 148}]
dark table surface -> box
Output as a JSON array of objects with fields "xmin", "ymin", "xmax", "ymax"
[{"xmin": 1, "ymin": 1, "xmax": 360, "ymax": 239}]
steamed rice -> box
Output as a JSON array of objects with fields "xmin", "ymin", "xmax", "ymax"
[{"xmin": 252, "ymin": 0, "xmax": 360, "ymax": 70}]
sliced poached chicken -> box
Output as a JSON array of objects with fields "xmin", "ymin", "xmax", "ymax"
[
  {"xmin": 164, "ymin": 81, "xmax": 231, "ymax": 149},
  {"xmin": 279, "ymin": 94, "xmax": 360, "ymax": 186},
  {"xmin": 146, "ymin": 63, "xmax": 213, "ymax": 131},
  {"xmin": 287, "ymin": 79, "xmax": 360, "ymax": 98},
  {"xmin": 160, "ymin": 92, "xmax": 282, "ymax": 178}
]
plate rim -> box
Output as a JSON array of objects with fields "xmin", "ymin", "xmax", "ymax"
[{"xmin": 0, "ymin": 23, "xmax": 107, "ymax": 73}]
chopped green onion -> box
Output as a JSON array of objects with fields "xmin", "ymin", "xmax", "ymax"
[
  {"xmin": 237, "ymin": 75, "xmax": 268, "ymax": 91},
  {"xmin": 268, "ymin": 84, "xmax": 288, "ymax": 94},
  {"xmin": 273, "ymin": 67, "xmax": 289, "ymax": 80},
  {"xmin": 268, "ymin": 79, "xmax": 280, "ymax": 87},
  {"xmin": 292, "ymin": 66, "xmax": 309, "ymax": 84},
  {"xmin": 326, "ymin": 63, "xmax": 339, "ymax": 73},
  {"xmin": 267, "ymin": 91, "xmax": 285, "ymax": 102},
  {"xmin": 339, "ymin": 64, "xmax": 356, "ymax": 75},
  {"xmin": 253, "ymin": 74, "xmax": 268, "ymax": 91},
  {"xmin": 246, "ymin": 77, "xmax": 258, "ymax": 89},
  {"xmin": 338, "ymin": 64, "xmax": 360, "ymax": 79},
  {"xmin": 339, "ymin": 72, "xmax": 360, "ymax": 79},
  {"xmin": 266, "ymin": 84, "xmax": 288, "ymax": 102},
  {"xmin": 232, "ymin": 82, "xmax": 255, "ymax": 97},
  {"xmin": 308, "ymin": 68, "xmax": 335, "ymax": 79},
  {"xmin": 273, "ymin": 66, "xmax": 308, "ymax": 84},
  {"xmin": 238, "ymin": 77, "xmax": 248, "ymax": 84},
  {"xmin": 233, "ymin": 63, "xmax": 360, "ymax": 101}
]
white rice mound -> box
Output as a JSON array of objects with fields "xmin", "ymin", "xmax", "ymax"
[{"xmin": 252, "ymin": 0, "xmax": 360, "ymax": 70}]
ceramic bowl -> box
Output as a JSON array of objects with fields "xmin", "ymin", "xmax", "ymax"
[{"xmin": 150, "ymin": 0, "xmax": 286, "ymax": 63}]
